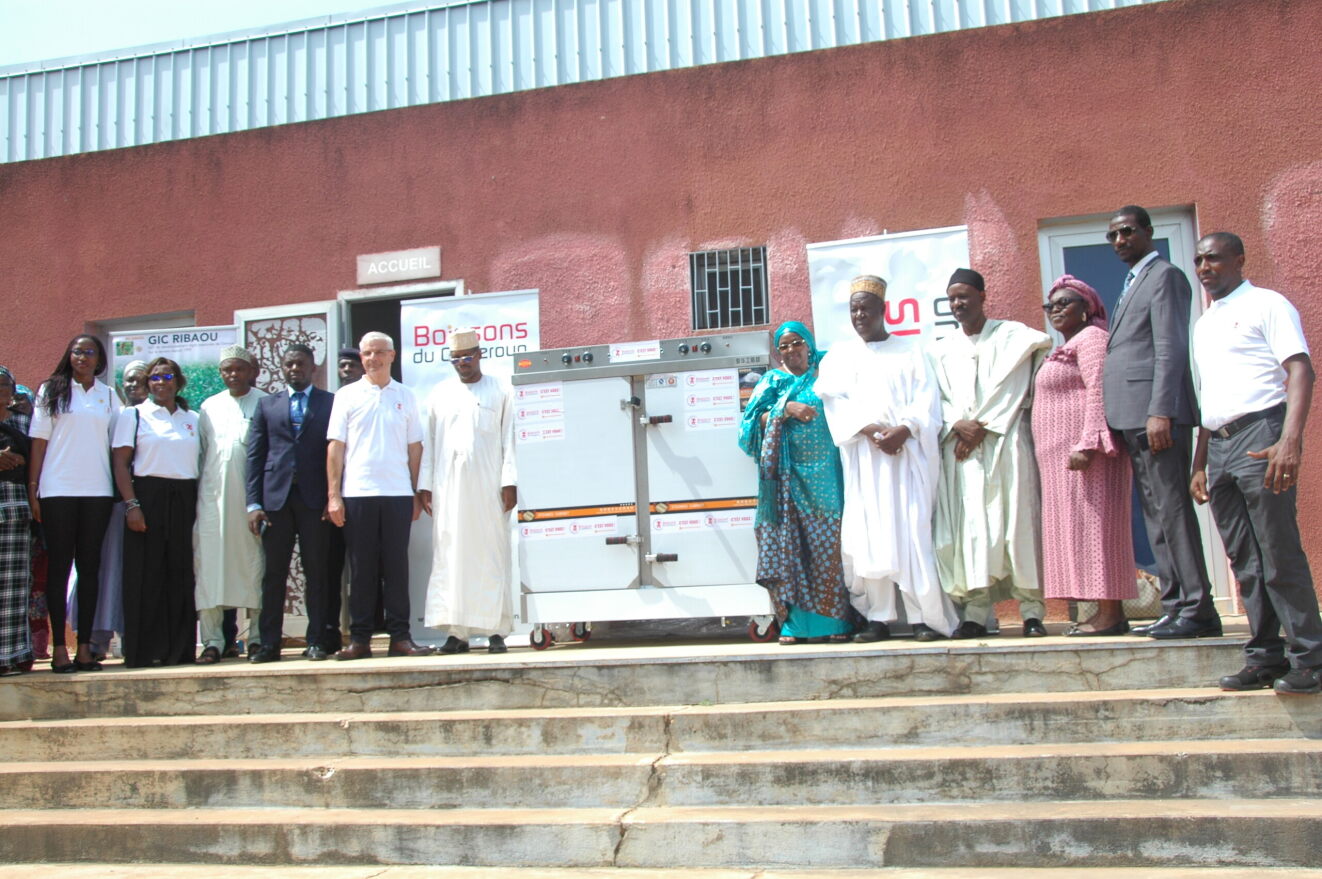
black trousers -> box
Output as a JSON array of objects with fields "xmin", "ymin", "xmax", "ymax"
[
  {"xmin": 1207, "ymin": 414, "xmax": 1322, "ymax": 669},
  {"xmin": 1122, "ymin": 427, "xmax": 1219, "ymax": 623},
  {"xmin": 41, "ymin": 495, "xmax": 113, "ymax": 647},
  {"xmin": 121, "ymin": 476, "xmax": 197, "ymax": 668},
  {"xmin": 344, "ymin": 496, "xmax": 413, "ymax": 643},
  {"xmin": 326, "ymin": 519, "xmax": 347, "ymax": 645},
  {"xmin": 259, "ymin": 493, "xmax": 337, "ymax": 651}
]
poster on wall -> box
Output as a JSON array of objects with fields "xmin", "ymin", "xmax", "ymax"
[
  {"xmin": 110, "ymin": 325, "xmax": 240, "ymax": 403},
  {"xmin": 806, "ymin": 226, "xmax": 969, "ymax": 352},
  {"xmin": 400, "ymin": 289, "xmax": 540, "ymax": 400}
]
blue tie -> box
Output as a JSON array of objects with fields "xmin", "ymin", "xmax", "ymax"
[
  {"xmin": 290, "ymin": 390, "xmax": 306, "ymax": 436},
  {"xmin": 1116, "ymin": 269, "xmax": 1136, "ymax": 312}
]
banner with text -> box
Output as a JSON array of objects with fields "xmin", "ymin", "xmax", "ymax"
[
  {"xmin": 110, "ymin": 325, "xmax": 240, "ymax": 404},
  {"xmin": 806, "ymin": 226, "xmax": 969, "ymax": 352},
  {"xmin": 400, "ymin": 289, "xmax": 540, "ymax": 401}
]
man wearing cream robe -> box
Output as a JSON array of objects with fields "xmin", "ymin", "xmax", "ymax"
[
  {"xmin": 816, "ymin": 275, "xmax": 960, "ymax": 641},
  {"xmin": 419, "ymin": 331, "xmax": 518, "ymax": 654},
  {"xmin": 931, "ymin": 269, "xmax": 1052, "ymax": 638},
  {"xmin": 195, "ymin": 346, "xmax": 267, "ymax": 660}
]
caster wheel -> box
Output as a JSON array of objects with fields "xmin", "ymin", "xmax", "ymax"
[
  {"xmin": 747, "ymin": 617, "xmax": 779, "ymax": 643},
  {"xmin": 529, "ymin": 628, "xmax": 554, "ymax": 651},
  {"xmin": 570, "ymin": 622, "xmax": 591, "ymax": 642}
]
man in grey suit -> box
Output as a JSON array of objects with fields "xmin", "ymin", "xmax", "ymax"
[{"xmin": 1102, "ymin": 205, "xmax": 1221, "ymax": 639}]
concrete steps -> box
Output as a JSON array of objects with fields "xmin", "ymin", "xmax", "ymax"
[
  {"xmin": 4, "ymin": 739, "xmax": 1322, "ymax": 810},
  {"xmin": 1, "ymin": 688, "xmax": 1317, "ymax": 760},
  {"xmin": 2, "ymin": 871, "xmax": 1320, "ymax": 879},
  {"xmin": 1, "ymin": 801, "xmax": 1320, "ymax": 868},
  {"xmin": 3, "ymin": 632, "xmax": 1321, "ymax": 868}
]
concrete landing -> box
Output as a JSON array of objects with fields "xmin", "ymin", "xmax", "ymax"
[{"xmin": 0, "ymin": 625, "xmax": 1255, "ymax": 721}]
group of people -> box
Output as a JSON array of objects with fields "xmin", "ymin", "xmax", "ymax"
[
  {"xmin": 0, "ymin": 327, "xmax": 519, "ymax": 675},
  {"xmin": 2, "ymin": 204, "xmax": 1318, "ymax": 697},
  {"xmin": 740, "ymin": 205, "xmax": 1322, "ymax": 696}
]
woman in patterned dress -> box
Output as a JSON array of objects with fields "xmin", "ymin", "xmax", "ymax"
[
  {"xmin": 0, "ymin": 368, "xmax": 34, "ymax": 675},
  {"xmin": 1032, "ymin": 276, "xmax": 1137, "ymax": 635},
  {"xmin": 739, "ymin": 321, "xmax": 858, "ymax": 644}
]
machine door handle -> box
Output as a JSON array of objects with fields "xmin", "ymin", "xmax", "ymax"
[
  {"xmin": 646, "ymin": 552, "xmax": 679, "ymax": 563},
  {"xmin": 604, "ymin": 535, "xmax": 641, "ymax": 546},
  {"xmin": 645, "ymin": 414, "xmax": 673, "ymax": 426}
]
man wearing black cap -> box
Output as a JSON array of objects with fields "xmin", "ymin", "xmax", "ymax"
[
  {"xmin": 337, "ymin": 348, "xmax": 364, "ymax": 386},
  {"xmin": 930, "ymin": 269, "xmax": 1052, "ymax": 638}
]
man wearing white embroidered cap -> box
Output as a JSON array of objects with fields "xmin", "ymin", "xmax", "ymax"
[{"xmin": 419, "ymin": 330, "xmax": 518, "ymax": 654}]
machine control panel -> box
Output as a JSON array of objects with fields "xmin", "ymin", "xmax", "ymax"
[{"xmin": 513, "ymin": 331, "xmax": 770, "ymax": 384}]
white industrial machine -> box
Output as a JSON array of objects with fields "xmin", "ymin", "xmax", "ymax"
[{"xmin": 511, "ymin": 332, "xmax": 777, "ymax": 647}]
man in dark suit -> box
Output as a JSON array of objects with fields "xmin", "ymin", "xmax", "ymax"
[
  {"xmin": 245, "ymin": 344, "xmax": 340, "ymax": 662},
  {"xmin": 1102, "ymin": 205, "xmax": 1221, "ymax": 639}
]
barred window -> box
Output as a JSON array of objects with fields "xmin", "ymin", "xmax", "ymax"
[{"xmin": 689, "ymin": 247, "xmax": 769, "ymax": 330}]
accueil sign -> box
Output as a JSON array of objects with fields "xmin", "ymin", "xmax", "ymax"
[{"xmin": 356, "ymin": 246, "xmax": 442, "ymax": 285}]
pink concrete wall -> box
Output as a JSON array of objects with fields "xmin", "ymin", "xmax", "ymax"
[{"xmin": 4, "ymin": 0, "xmax": 1322, "ymax": 574}]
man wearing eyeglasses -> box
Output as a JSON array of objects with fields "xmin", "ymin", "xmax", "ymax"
[
  {"xmin": 418, "ymin": 330, "xmax": 518, "ymax": 655},
  {"xmin": 1101, "ymin": 205, "xmax": 1221, "ymax": 640}
]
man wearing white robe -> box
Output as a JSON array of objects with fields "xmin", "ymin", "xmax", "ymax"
[
  {"xmin": 931, "ymin": 268, "xmax": 1051, "ymax": 638},
  {"xmin": 419, "ymin": 330, "xmax": 518, "ymax": 654},
  {"xmin": 195, "ymin": 346, "xmax": 267, "ymax": 660},
  {"xmin": 816, "ymin": 275, "xmax": 960, "ymax": 641}
]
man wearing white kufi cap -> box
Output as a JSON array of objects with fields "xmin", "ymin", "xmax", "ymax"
[
  {"xmin": 419, "ymin": 329, "xmax": 518, "ymax": 654},
  {"xmin": 194, "ymin": 344, "xmax": 267, "ymax": 662}
]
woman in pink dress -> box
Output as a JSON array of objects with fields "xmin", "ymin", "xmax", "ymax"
[{"xmin": 1032, "ymin": 275, "xmax": 1136, "ymax": 635}]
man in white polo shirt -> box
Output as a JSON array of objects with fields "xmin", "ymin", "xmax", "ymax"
[
  {"xmin": 1189, "ymin": 232, "xmax": 1322, "ymax": 696},
  {"xmin": 327, "ymin": 331, "xmax": 433, "ymax": 660}
]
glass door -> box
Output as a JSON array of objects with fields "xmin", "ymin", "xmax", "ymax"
[{"xmin": 1038, "ymin": 209, "xmax": 1233, "ymax": 612}]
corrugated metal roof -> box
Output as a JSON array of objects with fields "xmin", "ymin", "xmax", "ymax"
[{"xmin": 0, "ymin": 0, "xmax": 1167, "ymax": 164}]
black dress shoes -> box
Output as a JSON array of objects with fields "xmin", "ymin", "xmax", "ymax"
[
  {"xmin": 304, "ymin": 645, "xmax": 329, "ymax": 661},
  {"xmin": 488, "ymin": 634, "xmax": 508, "ymax": 654},
  {"xmin": 336, "ymin": 641, "xmax": 373, "ymax": 661},
  {"xmin": 1219, "ymin": 664, "xmax": 1290, "ymax": 691},
  {"xmin": 853, "ymin": 621, "xmax": 891, "ymax": 643},
  {"xmin": 1147, "ymin": 617, "xmax": 1223, "ymax": 640},
  {"xmin": 911, "ymin": 623, "xmax": 945, "ymax": 642},
  {"xmin": 248, "ymin": 647, "xmax": 281, "ymax": 664},
  {"xmin": 387, "ymin": 639, "xmax": 435, "ymax": 657},
  {"xmin": 439, "ymin": 636, "xmax": 470, "ymax": 654},
  {"xmin": 952, "ymin": 621, "xmax": 990, "ymax": 639},
  {"xmin": 1130, "ymin": 614, "xmax": 1174, "ymax": 636},
  {"xmin": 1022, "ymin": 618, "xmax": 1048, "ymax": 638}
]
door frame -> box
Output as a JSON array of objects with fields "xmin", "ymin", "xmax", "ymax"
[{"xmin": 1036, "ymin": 207, "xmax": 1235, "ymax": 613}]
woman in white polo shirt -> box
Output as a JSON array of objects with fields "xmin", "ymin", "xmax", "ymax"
[
  {"xmin": 111, "ymin": 357, "xmax": 201, "ymax": 668},
  {"xmin": 27, "ymin": 335, "xmax": 121, "ymax": 673}
]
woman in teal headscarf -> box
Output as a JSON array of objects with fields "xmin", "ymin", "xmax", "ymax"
[{"xmin": 740, "ymin": 321, "xmax": 857, "ymax": 643}]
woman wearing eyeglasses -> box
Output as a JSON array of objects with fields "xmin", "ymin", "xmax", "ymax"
[
  {"xmin": 1032, "ymin": 276, "xmax": 1137, "ymax": 636},
  {"xmin": 112, "ymin": 357, "xmax": 201, "ymax": 667},
  {"xmin": 739, "ymin": 322, "xmax": 858, "ymax": 645},
  {"xmin": 27, "ymin": 335, "xmax": 122, "ymax": 672}
]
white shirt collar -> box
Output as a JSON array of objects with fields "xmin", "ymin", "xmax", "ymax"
[
  {"xmin": 1207, "ymin": 279, "xmax": 1253, "ymax": 310},
  {"xmin": 1129, "ymin": 249, "xmax": 1160, "ymax": 278}
]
